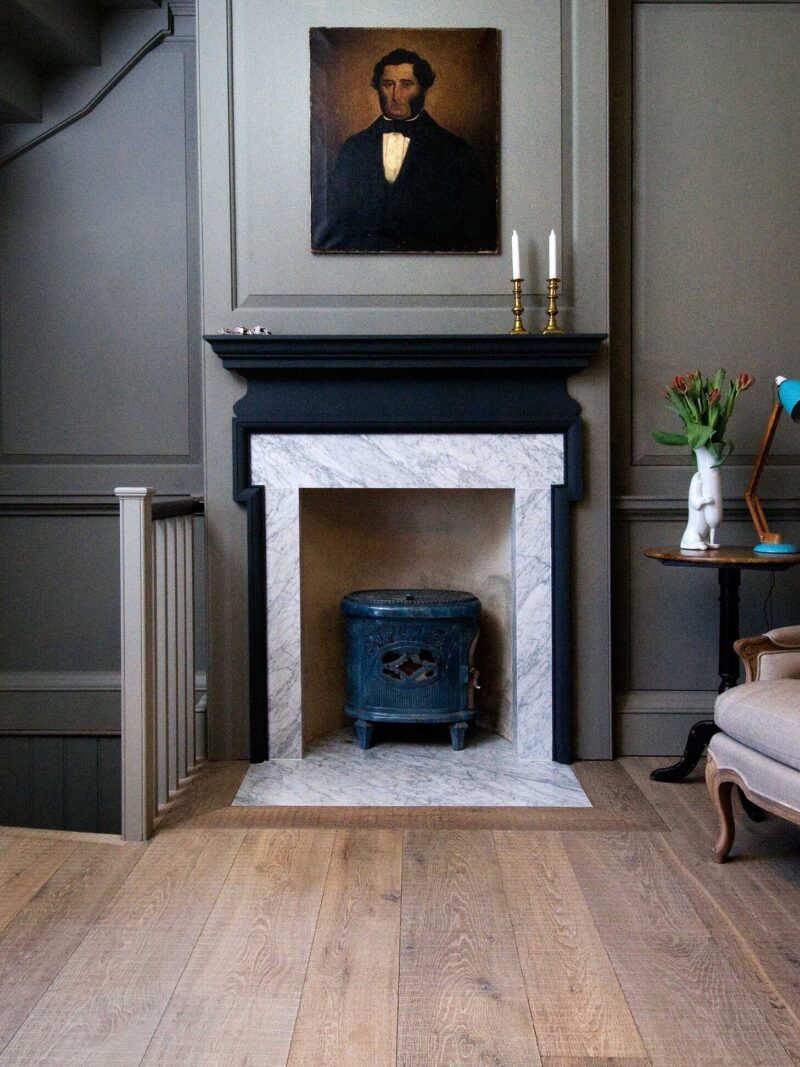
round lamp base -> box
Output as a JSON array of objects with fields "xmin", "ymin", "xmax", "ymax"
[{"xmin": 754, "ymin": 542, "xmax": 799, "ymax": 555}]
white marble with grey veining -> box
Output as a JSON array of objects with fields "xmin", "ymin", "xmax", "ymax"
[
  {"xmin": 233, "ymin": 727, "xmax": 591, "ymax": 808},
  {"xmin": 250, "ymin": 433, "xmax": 564, "ymax": 760}
]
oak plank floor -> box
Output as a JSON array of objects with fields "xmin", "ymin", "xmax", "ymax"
[
  {"xmin": 397, "ymin": 829, "xmax": 542, "ymax": 1066},
  {"xmin": 626, "ymin": 757, "xmax": 800, "ymax": 1063},
  {"xmin": 287, "ymin": 829, "xmax": 402, "ymax": 1067},
  {"xmin": 0, "ymin": 836, "xmax": 76, "ymax": 934},
  {"xmin": 0, "ymin": 840, "xmax": 145, "ymax": 1053},
  {"xmin": 1, "ymin": 758, "xmax": 800, "ymax": 1065},
  {"xmin": 0, "ymin": 829, "xmax": 244, "ymax": 1066},
  {"xmin": 495, "ymin": 832, "xmax": 647, "ymax": 1063},
  {"xmin": 564, "ymin": 829, "xmax": 793, "ymax": 1066},
  {"xmin": 143, "ymin": 829, "xmax": 335, "ymax": 1066}
]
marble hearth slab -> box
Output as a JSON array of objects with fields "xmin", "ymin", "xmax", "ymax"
[{"xmin": 233, "ymin": 728, "xmax": 591, "ymax": 808}]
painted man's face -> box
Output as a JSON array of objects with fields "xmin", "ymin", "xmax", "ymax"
[{"xmin": 378, "ymin": 63, "xmax": 425, "ymax": 120}]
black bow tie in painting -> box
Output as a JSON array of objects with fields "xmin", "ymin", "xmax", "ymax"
[{"xmin": 382, "ymin": 119, "xmax": 417, "ymax": 137}]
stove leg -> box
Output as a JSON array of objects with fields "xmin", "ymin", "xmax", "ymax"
[
  {"xmin": 354, "ymin": 719, "xmax": 373, "ymax": 750},
  {"xmin": 450, "ymin": 722, "xmax": 468, "ymax": 751}
]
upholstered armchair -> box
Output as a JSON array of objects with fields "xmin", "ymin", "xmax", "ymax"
[{"xmin": 706, "ymin": 626, "xmax": 800, "ymax": 862}]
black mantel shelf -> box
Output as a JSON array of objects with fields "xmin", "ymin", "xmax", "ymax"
[{"xmin": 204, "ymin": 332, "xmax": 606, "ymax": 372}]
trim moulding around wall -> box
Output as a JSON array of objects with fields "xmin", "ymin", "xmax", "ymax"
[
  {"xmin": 614, "ymin": 495, "xmax": 800, "ymax": 521},
  {"xmin": 0, "ymin": 671, "xmax": 207, "ymax": 693},
  {"xmin": 615, "ymin": 689, "xmax": 716, "ymax": 715}
]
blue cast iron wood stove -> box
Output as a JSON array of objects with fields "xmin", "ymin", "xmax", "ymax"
[{"xmin": 341, "ymin": 589, "xmax": 481, "ymax": 750}]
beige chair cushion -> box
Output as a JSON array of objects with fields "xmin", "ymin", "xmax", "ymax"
[
  {"xmin": 708, "ymin": 732, "xmax": 800, "ymax": 812},
  {"xmin": 715, "ymin": 680, "xmax": 800, "ymax": 772}
]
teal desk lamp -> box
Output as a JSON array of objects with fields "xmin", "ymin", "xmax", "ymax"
[{"xmin": 745, "ymin": 375, "xmax": 800, "ymax": 554}]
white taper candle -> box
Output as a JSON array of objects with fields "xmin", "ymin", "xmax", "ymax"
[
  {"xmin": 549, "ymin": 229, "xmax": 557, "ymax": 279},
  {"xmin": 511, "ymin": 230, "xmax": 520, "ymax": 279}
]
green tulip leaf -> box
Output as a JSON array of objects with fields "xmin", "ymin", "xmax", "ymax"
[
  {"xmin": 652, "ymin": 430, "xmax": 689, "ymax": 446},
  {"xmin": 687, "ymin": 424, "xmax": 714, "ymax": 449}
]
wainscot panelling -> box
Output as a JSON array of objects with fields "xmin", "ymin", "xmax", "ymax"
[
  {"xmin": 610, "ymin": 0, "xmax": 800, "ymax": 754},
  {"xmin": 0, "ymin": 734, "xmax": 121, "ymax": 834},
  {"xmin": 0, "ymin": 3, "xmax": 204, "ymax": 829},
  {"xmin": 198, "ymin": 0, "xmax": 611, "ymax": 759}
]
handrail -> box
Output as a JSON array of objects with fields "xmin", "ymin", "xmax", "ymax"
[
  {"xmin": 152, "ymin": 498, "xmax": 204, "ymax": 521},
  {"xmin": 115, "ymin": 488, "xmax": 204, "ymax": 840}
]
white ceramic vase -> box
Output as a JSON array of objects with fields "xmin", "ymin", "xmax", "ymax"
[{"xmin": 680, "ymin": 445, "xmax": 723, "ymax": 550}]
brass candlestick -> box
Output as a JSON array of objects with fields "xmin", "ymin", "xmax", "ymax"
[
  {"xmin": 543, "ymin": 277, "xmax": 564, "ymax": 335},
  {"xmin": 510, "ymin": 278, "xmax": 529, "ymax": 334}
]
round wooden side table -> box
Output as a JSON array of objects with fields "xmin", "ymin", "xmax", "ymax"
[{"xmin": 644, "ymin": 546, "xmax": 800, "ymax": 782}]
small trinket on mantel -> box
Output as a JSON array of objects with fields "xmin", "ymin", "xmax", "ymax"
[{"xmin": 221, "ymin": 325, "xmax": 271, "ymax": 335}]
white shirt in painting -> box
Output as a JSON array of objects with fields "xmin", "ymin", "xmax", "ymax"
[{"xmin": 381, "ymin": 115, "xmax": 419, "ymax": 183}]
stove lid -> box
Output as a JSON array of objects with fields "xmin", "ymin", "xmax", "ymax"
[{"xmin": 341, "ymin": 589, "xmax": 481, "ymax": 618}]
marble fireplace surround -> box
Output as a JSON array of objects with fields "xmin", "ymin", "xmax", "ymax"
[
  {"xmin": 251, "ymin": 433, "xmax": 562, "ymax": 761},
  {"xmin": 206, "ymin": 332, "xmax": 606, "ymax": 764}
]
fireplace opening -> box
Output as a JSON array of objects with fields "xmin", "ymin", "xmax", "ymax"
[{"xmin": 299, "ymin": 488, "xmax": 514, "ymax": 753}]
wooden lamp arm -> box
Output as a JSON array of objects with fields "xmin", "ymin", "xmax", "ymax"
[{"xmin": 744, "ymin": 400, "xmax": 783, "ymax": 545}]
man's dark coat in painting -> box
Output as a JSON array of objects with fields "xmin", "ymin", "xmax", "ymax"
[{"xmin": 315, "ymin": 110, "xmax": 496, "ymax": 253}]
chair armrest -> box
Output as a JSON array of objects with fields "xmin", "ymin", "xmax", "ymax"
[
  {"xmin": 735, "ymin": 627, "xmax": 800, "ymax": 682},
  {"xmin": 764, "ymin": 625, "xmax": 800, "ymax": 648}
]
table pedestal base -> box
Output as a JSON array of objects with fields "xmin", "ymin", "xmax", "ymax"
[{"xmin": 650, "ymin": 720, "xmax": 718, "ymax": 782}]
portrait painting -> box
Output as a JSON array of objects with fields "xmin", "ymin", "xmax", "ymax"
[{"xmin": 310, "ymin": 27, "xmax": 499, "ymax": 255}]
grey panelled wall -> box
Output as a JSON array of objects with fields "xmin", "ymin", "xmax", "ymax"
[
  {"xmin": 611, "ymin": 0, "xmax": 800, "ymax": 754},
  {"xmin": 197, "ymin": 0, "xmax": 611, "ymax": 759},
  {"xmin": 0, "ymin": 3, "xmax": 203, "ymax": 830}
]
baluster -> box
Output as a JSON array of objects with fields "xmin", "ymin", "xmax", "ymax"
[
  {"xmin": 184, "ymin": 515, "xmax": 197, "ymax": 771},
  {"xmin": 166, "ymin": 517, "xmax": 179, "ymax": 794},
  {"xmin": 153, "ymin": 520, "xmax": 169, "ymax": 809},
  {"xmin": 176, "ymin": 515, "xmax": 188, "ymax": 780},
  {"xmin": 115, "ymin": 487, "xmax": 156, "ymax": 842}
]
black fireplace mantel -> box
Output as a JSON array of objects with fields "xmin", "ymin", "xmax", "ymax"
[
  {"xmin": 204, "ymin": 331, "xmax": 607, "ymax": 764},
  {"xmin": 207, "ymin": 331, "xmax": 605, "ymax": 372}
]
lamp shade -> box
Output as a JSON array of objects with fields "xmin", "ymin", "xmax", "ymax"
[{"xmin": 777, "ymin": 376, "xmax": 800, "ymax": 422}]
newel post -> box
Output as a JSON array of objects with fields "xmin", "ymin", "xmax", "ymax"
[{"xmin": 116, "ymin": 487, "xmax": 156, "ymax": 841}]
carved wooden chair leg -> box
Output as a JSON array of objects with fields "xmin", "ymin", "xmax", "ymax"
[{"xmin": 706, "ymin": 755, "xmax": 736, "ymax": 862}]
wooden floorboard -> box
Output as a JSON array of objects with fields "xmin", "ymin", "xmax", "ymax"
[
  {"xmin": 397, "ymin": 829, "xmax": 542, "ymax": 1066},
  {"xmin": 287, "ymin": 829, "xmax": 402, "ymax": 1066},
  {"xmin": 0, "ymin": 758, "xmax": 799, "ymax": 1066},
  {"xmin": 564, "ymin": 827, "xmax": 794, "ymax": 1066},
  {"xmin": 625, "ymin": 757, "xmax": 800, "ymax": 1064},
  {"xmin": 0, "ymin": 829, "xmax": 245, "ymax": 1066},
  {"xmin": 189, "ymin": 804, "xmax": 654, "ymax": 831},
  {"xmin": 0, "ymin": 837, "xmax": 76, "ymax": 934},
  {"xmin": 142, "ymin": 829, "xmax": 334, "ymax": 1066},
  {"xmin": 573, "ymin": 760, "xmax": 666, "ymax": 831},
  {"xmin": 154, "ymin": 760, "xmax": 250, "ymax": 831},
  {"xmin": 494, "ymin": 831, "xmax": 647, "ymax": 1062},
  {"xmin": 0, "ymin": 840, "xmax": 145, "ymax": 1053},
  {"xmin": 540, "ymin": 1058, "xmax": 651, "ymax": 1067}
]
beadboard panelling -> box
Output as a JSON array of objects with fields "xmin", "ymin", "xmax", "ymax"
[{"xmin": 0, "ymin": 734, "xmax": 121, "ymax": 833}]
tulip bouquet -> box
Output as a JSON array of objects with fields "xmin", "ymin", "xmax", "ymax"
[{"xmin": 653, "ymin": 368, "xmax": 755, "ymax": 465}]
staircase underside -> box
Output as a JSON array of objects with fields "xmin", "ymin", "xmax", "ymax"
[{"xmin": 0, "ymin": 0, "xmax": 161, "ymax": 124}]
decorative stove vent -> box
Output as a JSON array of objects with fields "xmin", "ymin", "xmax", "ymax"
[{"xmin": 341, "ymin": 589, "xmax": 481, "ymax": 750}]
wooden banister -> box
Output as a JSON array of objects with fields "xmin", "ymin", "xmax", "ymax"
[{"xmin": 116, "ymin": 488, "xmax": 204, "ymax": 841}]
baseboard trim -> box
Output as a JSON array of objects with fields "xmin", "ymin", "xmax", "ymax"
[{"xmin": 615, "ymin": 689, "xmax": 717, "ymax": 715}]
